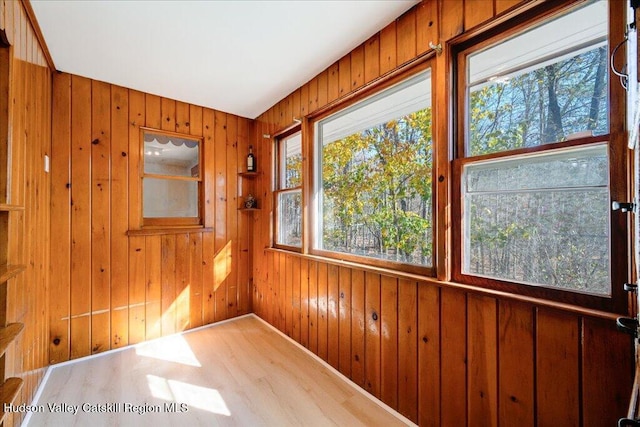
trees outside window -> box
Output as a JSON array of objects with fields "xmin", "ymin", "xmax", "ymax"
[
  {"xmin": 458, "ymin": 0, "xmax": 612, "ymax": 296},
  {"xmin": 315, "ymin": 70, "xmax": 433, "ymax": 268}
]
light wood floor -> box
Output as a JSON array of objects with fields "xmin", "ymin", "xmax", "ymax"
[{"xmin": 25, "ymin": 315, "xmax": 412, "ymax": 426}]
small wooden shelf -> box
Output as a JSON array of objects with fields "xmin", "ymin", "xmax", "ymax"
[
  {"xmin": 0, "ymin": 265, "xmax": 25, "ymax": 284},
  {"xmin": 0, "ymin": 323, "xmax": 23, "ymax": 358},
  {"xmin": 0, "ymin": 204, "xmax": 24, "ymax": 212},
  {"xmin": 127, "ymin": 227, "xmax": 213, "ymax": 237},
  {"xmin": 0, "ymin": 377, "xmax": 23, "ymax": 424},
  {"xmin": 239, "ymin": 208, "xmax": 260, "ymax": 212},
  {"xmin": 239, "ymin": 172, "xmax": 259, "ymax": 178}
]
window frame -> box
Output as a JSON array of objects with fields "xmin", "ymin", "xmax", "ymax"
[
  {"xmin": 306, "ymin": 60, "xmax": 436, "ymax": 276},
  {"xmin": 139, "ymin": 127, "xmax": 204, "ymax": 228},
  {"xmin": 273, "ymin": 126, "xmax": 303, "ymax": 252},
  {"xmin": 451, "ymin": 0, "xmax": 629, "ymax": 313}
]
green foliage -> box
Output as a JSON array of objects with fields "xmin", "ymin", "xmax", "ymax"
[{"xmin": 322, "ymin": 108, "xmax": 433, "ymax": 265}]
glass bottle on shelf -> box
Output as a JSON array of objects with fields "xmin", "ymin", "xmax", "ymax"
[{"xmin": 247, "ymin": 145, "xmax": 256, "ymax": 172}]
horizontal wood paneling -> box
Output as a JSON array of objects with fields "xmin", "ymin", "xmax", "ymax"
[
  {"xmin": 251, "ymin": 0, "xmax": 634, "ymax": 426},
  {"xmin": 50, "ymin": 75, "xmax": 253, "ymax": 362}
]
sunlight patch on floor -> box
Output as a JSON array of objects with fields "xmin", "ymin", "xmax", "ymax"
[
  {"xmin": 146, "ymin": 374, "xmax": 231, "ymax": 416},
  {"xmin": 135, "ymin": 334, "xmax": 201, "ymax": 367}
]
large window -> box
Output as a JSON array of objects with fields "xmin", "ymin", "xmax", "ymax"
[
  {"xmin": 275, "ymin": 129, "xmax": 303, "ymax": 249},
  {"xmin": 314, "ymin": 69, "xmax": 433, "ymax": 269},
  {"xmin": 141, "ymin": 129, "xmax": 202, "ymax": 227},
  {"xmin": 457, "ymin": 1, "xmax": 615, "ymax": 299}
]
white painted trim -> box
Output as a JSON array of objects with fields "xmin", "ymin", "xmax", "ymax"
[{"xmin": 249, "ymin": 313, "xmax": 418, "ymax": 427}]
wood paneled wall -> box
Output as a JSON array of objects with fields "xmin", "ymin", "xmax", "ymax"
[
  {"xmin": 1, "ymin": 1, "xmax": 52, "ymax": 426},
  {"xmin": 50, "ymin": 74, "xmax": 253, "ymax": 363},
  {"xmin": 253, "ymin": 253, "xmax": 633, "ymax": 426},
  {"xmin": 251, "ymin": 0, "xmax": 635, "ymax": 425}
]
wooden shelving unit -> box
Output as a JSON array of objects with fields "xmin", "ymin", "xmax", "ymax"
[
  {"xmin": 238, "ymin": 170, "xmax": 260, "ymax": 212},
  {"xmin": 0, "ymin": 265, "xmax": 25, "ymax": 284},
  {"xmin": 0, "ymin": 39, "xmax": 25, "ymax": 419},
  {"xmin": 0, "ymin": 377, "xmax": 23, "ymax": 423}
]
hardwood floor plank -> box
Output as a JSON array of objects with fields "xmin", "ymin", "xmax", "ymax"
[{"xmin": 28, "ymin": 316, "xmax": 411, "ymax": 427}]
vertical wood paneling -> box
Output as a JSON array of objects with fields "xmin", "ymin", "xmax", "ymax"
[
  {"xmin": 380, "ymin": 275, "xmax": 398, "ymax": 409},
  {"xmin": 467, "ymin": 294, "xmax": 497, "ymax": 425},
  {"xmin": 175, "ymin": 101, "xmax": 189, "ymax": 133},
  {"xmin": 299, "ymin": 259, "xmax": 309, "ymax": 348},
  {"xmin": 380, "ymin": 21, "xmax": 397, "ymax": 75},
  {"xmin": 128, "ymin": 236, "xmax": 145, "ymax": 344},
  {"xmin": 174, "ymin": 233, "xmax": 190, "ymax": 332},
  {"xmin": 145, "ymin": 236, "xmax": 162, "ymax": 340},
  {"xmin": 351, "ymin": 269, "xmax": 365, "ymax": 387},
  {"xmin": 127, "ymin": 90, "xmax": 144, "ymax": 230},
  {"xmin": 226, "ymin": 114, "xmax": 238, "ymax": 317},
  {"xmin": 364, "ymin": 272, "xmax": 381, "ymax": 398},
  {"xmin": 317, "ymin": 262, "xmax": 328, "ymax": 361},
  {"xmin": 250, "ymin": 3, "xmax": 633, "ymax": 427},
  {"xmin": 338, "ymin": 266, "xmax": 351, "ymax": 378},
  {"xmin": 278, "ymin": 252, "xmax": 286, "ymax": 332},
  {"xmin": 582, "ymin": 318, "xmax": 633, "ymax": 427},
  {"xmin": 145, "ymin": 94, "xmax": 161, "ymax": 129},
  {"xmin": 284, "ymin": 254, "xmax": 292, "ymax": 336},
  {"xmin": 160, "ymin": 234, "xmax": 176, "ymax": 335},
  {"xmin": 418, "ymin": 284, "xmax": 440, "ymax": 427},
  {"xmin": 397, "ymin": 9, "xmax": 417, "ymax": 66},
  {"xmin": 498, "ymin": 300, "xmax": 534, "ymax": 426},
  {"xmin": 364, "ymin": 34, "xmax": 380, "ymax": 84},
  {"xmin": 317, "ymin": 70, "xmax": 328, "ymax": 110},
  {"xmin": 291, "ymin": 255, "xmax": 301, "ymax": 342},
  {"xmin": 214, "ymin": 111, "xmax": 228, "ymax": 322},
  {"xmin": 338, "ymin": 56, "xmax": 351, "ymax": 99},
  {"xmin": 110, "ymin": 85, "xmax": 129, "ymax": 349},
  {"xmin": 49, "ymin": 73, "xmax": 71, "ymax": 363},
  {"xmin": 398, "ymin": 279, "xmax": 417, "ymax": 422},
  {"xmin": 308, "ymin": 77, "xmax": 318, "ymax": 114},
  {"xmin": 308, "ymin": 260, "xmax": 318, "ymax": 354},
  {"xmin": 440, "ymin": 288, "xmax": 467, "ymax": 426},
  {"xmin": 300, "ymin": 83, "xmax": 308, "ymax": 117},
  {"xmin": 417, "ymin": 0, "xmax": 439, "ymax": 55},
  {"xmin": 327, "ymin": 62, "xmax": 340, "ymax": 104},
  {"xmin": 350, "ymin": 44, "xmax": 365, "ymax": 91},
  {"xmin": 439, "ymin": 0, "xmax": 464, "ymax": 41},
  {"xmin": 69, "ymin": 75, "xmax": 92, "ymax": 359},
  {"xmin": 160, "ymin": 97, "xmax": 175, "ymax": 131},
  {"xmin": 236, "ymin": 117, "xmax": 251, "ymax": 315},
  {"xmin": 90, "ymin": 80, "xmax": 111, "ymax": 355},
  {"xmin": 536, "ymin": 309, "xmax": 580, "ymax": 426},
  {"xmin": 464, "ymin": 0, "xmax": 495, "ymax": 30},
  {"xmin": 327, "ymin": 263, "xmax": 340, "ymax": 368}
]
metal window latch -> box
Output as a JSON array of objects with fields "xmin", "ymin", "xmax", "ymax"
[
  {"xmin": 624, "ymin": 283, "xmax": 638, "ymax": 292},
  {"xmin": 616, "ymin": 317, "xmax": 639, "ymax": 338},
  {"xmin": 612, "ymin": 201, "xmax": 636, "ymax": 213}
]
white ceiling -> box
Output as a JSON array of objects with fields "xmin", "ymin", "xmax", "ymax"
[{"xmin": 31, "ymin": 0, "xmax": 419, "ymax": 119}]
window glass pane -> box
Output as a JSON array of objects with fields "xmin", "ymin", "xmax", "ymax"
[
  {"xmin": 144, "ymin": 131, "xmax": 200, "ymax": 177},
  {"xmin": 317, "ymin": 70, "xmax": 433, "ymax": 266},
  {"xmin": 144, "ymin": 178, "xmax": 199, "ymax": 218},
  {"xmin": 277, "ymin": 190, "xmax": 302, "ymax": 247},
  {"xmin": 282, "ymin": 132, "xmax": 302, "ymax": 189},
  {"xmin": 467, "ymin": 1, "xmax": 608, "ymax": 156},
  {"xmin": 463, "ymin": 144, "xmax": 610, "ymax": 295}
]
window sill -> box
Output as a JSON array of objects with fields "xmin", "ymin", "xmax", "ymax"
[
  {"xmin": 264, "ymin": 247, "xmax": 622, "ymax": 320},
  {"xmin": 127, "ymin": 226, "xmax": 213, "ymax": 236}
]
